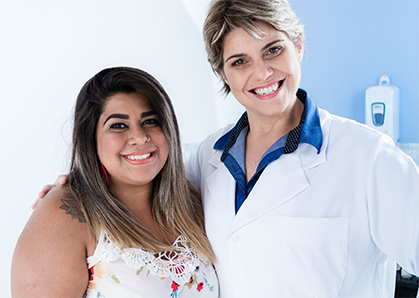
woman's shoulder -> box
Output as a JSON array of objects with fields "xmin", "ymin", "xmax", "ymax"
[
  {"xmin": 36, "ymin": 186, "xmax": 87, "ymax": 225},
  {"xmin": 11, "ymin": 188, "xmax": 94, "ymax": 297},
  {"xmin": 319, "ymin": 108, "xmax": 383, "ymax": 142},
  {"xmin": 24, "ymin": 185, "xmax": 94, "ymax": 249}
]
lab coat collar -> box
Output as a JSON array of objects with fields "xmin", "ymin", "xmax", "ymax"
[
  {"xmin": 205, "ymin": 107, "xmax": 331, "ymax": 233},
  {"xmin": 231, "ymin": 151, "xmax": 311, "ymax": 232},
  {"xmin": 205, "ymin": 146, "xmax": 312, "ymax": 233},
  {"xmin": 298, "ymin": 89, "xmax": 323, "ymax": 153},
  {"xmin": 214, "ymin": 89, "xmax": 323, "ymax": 155}
]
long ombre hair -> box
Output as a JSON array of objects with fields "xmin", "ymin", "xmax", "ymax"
[{"xmin": 67, "ymin": 67, "xmax": 214, "ymax": 262}]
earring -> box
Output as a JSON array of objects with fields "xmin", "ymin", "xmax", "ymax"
[
  {"xmin": 101, "ymin": 165, "xmax": 109, "ymax": 187},
  {"xmin": 220, "ymin": 73, "xmax": 228, "ymax": 85}
]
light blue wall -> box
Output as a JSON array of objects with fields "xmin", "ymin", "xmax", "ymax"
[{"xmin": 291, "ymin": 0, "xmax": 419, "ymax": 142}]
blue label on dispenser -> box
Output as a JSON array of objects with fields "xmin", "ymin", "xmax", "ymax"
[{"xmin": 372, "ymin": 103, "xmax": 385, "ymax": 126}]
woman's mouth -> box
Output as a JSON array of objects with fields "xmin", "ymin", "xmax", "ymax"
[
  {"xmin": 251, "ymin": 80, "xmax": 284, "ymax": 96},
  {"xmin": 123, "ymin": 152, "xmax": 152, "ymax": 160}
]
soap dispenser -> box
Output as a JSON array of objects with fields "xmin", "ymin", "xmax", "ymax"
[{"xmin": 365, "ymin": 75, "xmax": 399, "ymax": 142}]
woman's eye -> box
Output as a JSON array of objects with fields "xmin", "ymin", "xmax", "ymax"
[
  {"xmin": 267, "ymin": 46, "xmax": 283, "ymax": 56},
  {"xmin": 109, "ymin": 122, "xmax": 127, "ymax": 129},
  {"xmin": 143, "ymin": 118, "xmax": 160, "ymax": 126},
  {"xmin": 232, "ymin": 58, "xmax": 246, "ymax": 67}
]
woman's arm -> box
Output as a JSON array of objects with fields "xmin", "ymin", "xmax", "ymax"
[{"xmin": 12, "ymin": 186, "xmax": 92, "ymax": 298}]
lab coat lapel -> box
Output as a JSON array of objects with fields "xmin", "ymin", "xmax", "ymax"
[
  {"xmin": 204, "ymin": 151, "xmax": 236, "ymax": 218},
  {"xmin": 230, "ymin": 111, "xmax": 331, "ymax": 232},
  {"xmin": 204, "ymin": 108, "xmax": 332, "ymax": 233},
  {"xmin": 230, "ymin": 150, "xmax": 310, "ymax": 232}
]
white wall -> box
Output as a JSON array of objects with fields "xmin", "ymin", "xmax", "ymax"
[{"xmin": 0, "ymin": 0, "xmax": 243, "ymax": 296}]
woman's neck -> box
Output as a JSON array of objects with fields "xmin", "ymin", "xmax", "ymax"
[
  {"xmin": 247, "ymin": 97, "xmax": 304, "ymax": 141},
  {"xmin": 108, "ymin": 182, "xmax": 174, "ymax": 244},
  {"xmin": 109, "ymin": 182, "xmax": 153, "ymax": 214},
  {"xmin": 244, "ymin": 98, "xmax": 304, "ymax": 182}
]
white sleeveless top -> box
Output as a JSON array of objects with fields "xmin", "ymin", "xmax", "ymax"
[{"xmin": 85, "ymin": 231, "xmax": 219, "ymax": 298}]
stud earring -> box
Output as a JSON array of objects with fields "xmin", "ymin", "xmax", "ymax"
[{"xmin": 220, "ymin": 73, "xmax": 228, "ymax": 85}]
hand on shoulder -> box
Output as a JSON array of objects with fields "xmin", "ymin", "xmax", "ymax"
[{"xmin": 32, "ymin": 174, "xmax": 68, "ymax": 209}]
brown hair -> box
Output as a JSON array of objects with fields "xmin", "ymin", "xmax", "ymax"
[
  {"xmin": 203, "ymin": 0, "xmax": 305, "ymax": 94},
  {"xmin": 67, "ymin": 67, "xmax": 214, "ymax": 262}
]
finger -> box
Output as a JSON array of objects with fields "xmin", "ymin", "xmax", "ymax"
[
  {"xmin": 55, "ymin": 174, "xmax": 68, "ymax": 186},
  {"xmin": 32, "ymin": 197, "xmax": 41, "ymax": 210},
  {"xmin": 32, "ymin": 195, "xmax": 43, "ymax": 209},
  {"xmin": 39, "ymin": 184, "xmax": 54, "ymax": 198},
  {"xmin": 59, "ymin": 176, "xmax": 67, "ymax": 185}
]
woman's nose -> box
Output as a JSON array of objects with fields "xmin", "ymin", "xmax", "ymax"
[
  {"xmin": 252, "ymin": 60, "xmax": 273, "ymax": 81},
  {"xmin": 128, "ymin": 127, "xmax": 150, "ymax": 145}
]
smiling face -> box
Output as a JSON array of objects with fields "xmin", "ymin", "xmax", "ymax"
[
  {"xmin": 221, "ymin": 23, "xmax": 304, "ymax": 121},
  {"xmin": 96, "ymin": 92, "xmax": 169, "ymax": 191}
]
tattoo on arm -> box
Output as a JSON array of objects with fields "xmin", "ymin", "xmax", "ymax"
[{"xmin": 59, "ymin": 193, "xmax": 86, "ymax": 223}]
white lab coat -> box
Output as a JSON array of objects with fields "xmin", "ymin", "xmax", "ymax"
[{"xmin": 186, "ymin": 108, "xmax": 419, "ymax": 298}]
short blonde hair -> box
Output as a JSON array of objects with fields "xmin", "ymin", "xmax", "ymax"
[{"xmin": 203, "ymin": 0, "xmax": 305, "ymax": 94}]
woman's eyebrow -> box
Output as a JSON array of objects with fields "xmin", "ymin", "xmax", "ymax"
[
  {"xmin": 141, "ymin": 110, "xmax": 157, "ymax": 118},
  {"xmin": 225, "ymin": 53, "xmax": 245, "ymax": 63},
  {"xmin": 224, "ymin": 39, "xmax": 285, "ymax": 63},
  {"xmin": 261, "ymin": 39, "xmax": 285, "ymax": 52},
  {"xmin": 103, "ymin": 113, "xmax": 129, "ymax": 125},
  {"xmin": 103, "ymin": 111, "xmax": 157, "ymax": 126}
]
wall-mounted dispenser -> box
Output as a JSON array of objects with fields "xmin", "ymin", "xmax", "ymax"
[{"xmin": 365, "ymin": 75, "xmax": 399, "ymax": 142}]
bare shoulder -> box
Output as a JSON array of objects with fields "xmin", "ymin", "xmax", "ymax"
[
  {"xmin": 20, "ymin": 186, "xmax": 90, "ymax": 240},
  {"xmin": 46, "ymin": 186, "xmax": 87, "ymax": 223},
  {"xmin": 11, "ymin": 186, "xmax": 92, "ymax": 297}
]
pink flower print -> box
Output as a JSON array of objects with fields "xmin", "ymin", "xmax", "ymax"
[
  {"xmin": 171, "ymin": 281, "xmax": 180, "ymax": 292},
  {"xmin": 197, "ymin": 282, "xmax": 204, "ymax": 292}
]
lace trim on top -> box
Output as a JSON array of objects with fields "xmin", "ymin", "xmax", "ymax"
[{"xmin": 87, "ymin": 231, "xmax": 200, "ymax": 284}]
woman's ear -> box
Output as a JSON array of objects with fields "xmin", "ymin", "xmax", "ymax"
[
  {"xmin": 297, "ymin": 35, "xmax": 304, "ymax": 62},
  {"xmin": 220, "ymin": 71, "xmax": 229, "ymax": 85}
]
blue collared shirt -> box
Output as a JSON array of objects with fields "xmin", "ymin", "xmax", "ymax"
[{"xmin": 214, "ymin": 89, "xmax": 323, "ymax": 213}]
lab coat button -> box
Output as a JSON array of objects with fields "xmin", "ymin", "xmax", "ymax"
[{"xmin": 230, "ymin": 234, "xmax": 239, "ymax": 243}]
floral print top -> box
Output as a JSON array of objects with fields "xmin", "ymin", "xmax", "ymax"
[{"xmin": 85, "ymin": 231, "xmax": 219, "ymax": 298}]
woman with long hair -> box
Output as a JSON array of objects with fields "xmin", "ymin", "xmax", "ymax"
[
  {"xmin": 11, "ymin": 67, "xmax": 218, "ymax": 297},
  {"xmin": 32, "ymin": 1, "xmax": 419, "ymax": 297}
]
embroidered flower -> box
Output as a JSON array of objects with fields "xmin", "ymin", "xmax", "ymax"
[
  {"xmin": 171, "ymin": 281, "xmax": 180, "ymax": 292},
  {"xmin": 170, "ymin": 261, "xmax": 185, "ymax": 275},
  {"xmin": 90, "ymin": 232, "xmax": 204, "ymax": 285},
  {"xmin": 184, "ymin": 273, "xmax": 198, "ymax": 289},
  {"xmin": 197, "ymin": 282, "xmax": 204, "ymax": 292}
]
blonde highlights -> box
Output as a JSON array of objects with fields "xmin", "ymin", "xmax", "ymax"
[
  {"xmin": 67, "ymin": 67, "xmax": 215, "ymax": 263},
  {"xmin": 203, "ymin": 0, "xmax": 305, "ymax": 94}
]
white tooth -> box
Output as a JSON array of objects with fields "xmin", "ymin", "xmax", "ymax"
[
  {"xmin": 254, "ymin": 82, "xmax": 279, "ymax": 96},
  {"xmin": 126, "ymin": 153, "xmax": 151, "ymax": 160}
]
